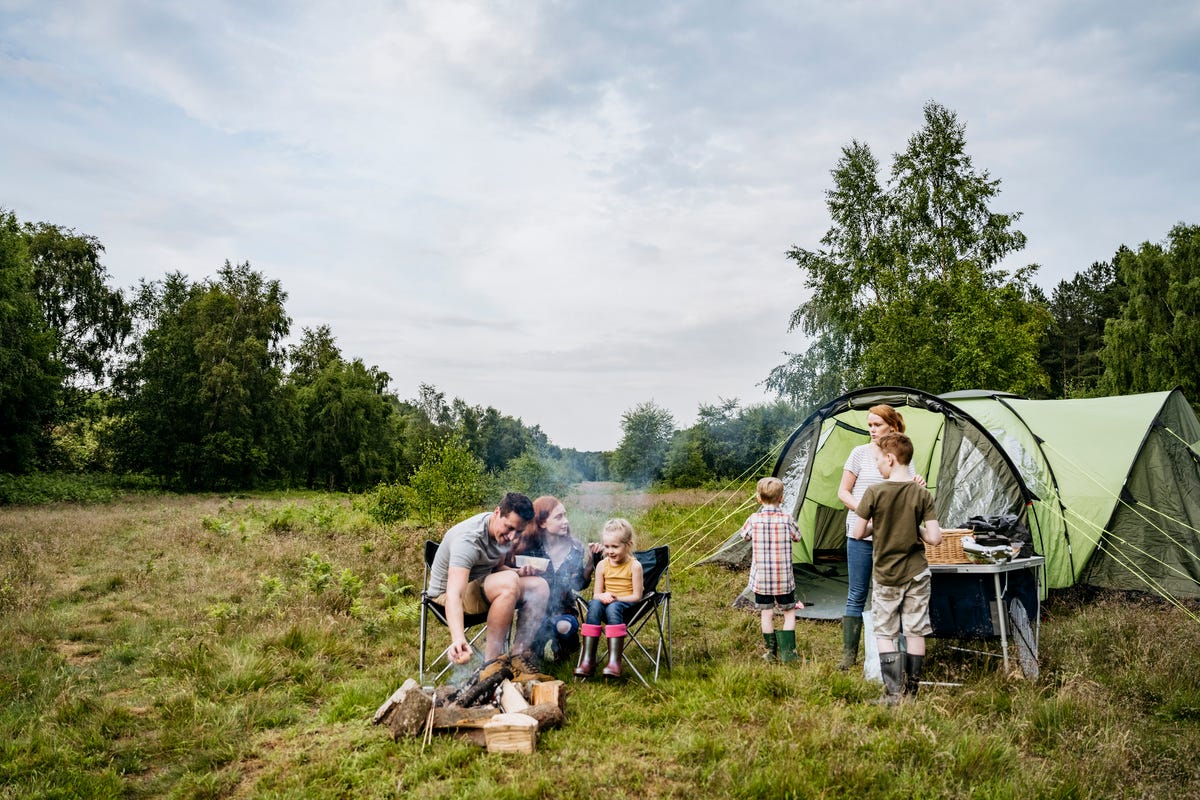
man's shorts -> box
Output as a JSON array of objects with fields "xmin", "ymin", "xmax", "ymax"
[
  {"xmin": 754, "ymin": 589, "xmax": 798, "ymax": 611},
  {"xmin": 871, "ymin": 571, "xmax": 932, "ymax": 638},
  {"xmin": 433, "ymin": 576, "xmax": 490, "ymax": 615}
]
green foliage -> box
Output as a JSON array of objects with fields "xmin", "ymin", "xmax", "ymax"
[
  {"xmin": 289, "ymin": 326, "xmax": 397, "ymax": 491},
  {"xmin": 500, "ymin": 449, "xmax": 577, "ymax": 498},
  {"xmin": 663, "ymin": 399, "xmax": 805, "ymax": 488},
  {"xmin": 300, "ymin": 552, "xmax": 333, "ymax": 593},
  {"xmin": 612, "ymin": 400, "xmax": 675, "ymax": 487},
  {"xmin": 0, "ymin": 471, "xmax": 156, "ymax": 505},
  {"xmin": 406, "ymin": 436, "xmax": 490, "ymax": 524},
  {"xmin": 361, "ymin": 481, "xmax": 417, "ymax": 525},
  {"xmin": 115, "ymin": 262, "xmax": 292, "ymax": 489},
  {"xmin": 23, "ymin": 220, "xmax": 130, "ymax": 389},
  {"xmin": 1100, "ymin": 223, "xmax": 1200, "ymax": 400},
  {"xmin": 1041, "ymin": 260, "xmax": 1127, "ymax": 398},
  {"xmin": 771, "ymin": 102, "xmax": 1049, "ymax": 401},
  {"xmin": 0, "ymin": 210, "xmax": 64, "ymax": 472}
]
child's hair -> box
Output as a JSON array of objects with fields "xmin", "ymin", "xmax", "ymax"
[
  {"xmin": 756, "ymin": 476, "xmax": 785, "ymax": 505},
  {"xmin": 877, "ymin": 432, "xmax": 914, "ymax": 465},
  {"xmin": 868, "ymin": 404, "xmax": 906, "ymax": 433},
  {"xmin": 601, "ymin": 517, "xmax": 636, "ymax": 552}
]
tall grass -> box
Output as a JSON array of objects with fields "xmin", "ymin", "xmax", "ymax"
[{"xmin": 2, "ymin": 487, "xmax": 1199, "ymax": 799}]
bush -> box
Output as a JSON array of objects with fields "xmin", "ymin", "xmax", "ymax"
[
  {"xmin": 500, "ymin": 450, "xmax": 576, "ymax": 499},
  {"xmin": 406, "ymin": 437, "xmax": 490, "ymax": 524},
  {"xmin": 361, "ymin": 482, "xmax": 416, "ymax": 526}
]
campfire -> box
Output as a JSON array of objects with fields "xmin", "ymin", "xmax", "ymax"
[{"xmin": 373, "ymin": 653, "xmax": 566, "ymax": 753}]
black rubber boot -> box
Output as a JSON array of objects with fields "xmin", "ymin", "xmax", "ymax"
[
  {"xmin": 904, "ymin": 654, "xmax": 925, "ymax": 698},
  {"xmin": 877, "ymin": 652, "xmax": 904, "ymax": 705},
  {"xmin": 761, "ymin": 632, "xmax": 778, "ymax": 662},
  {"xmin": 838, "ymin": 615, "xmax": 863, "ymax": 671}
]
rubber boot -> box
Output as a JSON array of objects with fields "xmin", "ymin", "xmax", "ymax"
[
  {"xmin": 838, "ymin": 615, "xmax": 863, "ymax": 671},
  {"xmin": 761, "ymin": 632, "xmax": 778, "ymax": 662},
  {"xmin": 904, "ymin": 654, "xmax": 925, "ymax": 698},
  {"xmin": 777, "ymin": 629, "xmax": 799, "ymax": 663},
  {"xmin": 602, "ymin": 624, "xmax": 627, "ymax": 678},
  {"xmin": 574, "ymin": 624, "xmax": 601, "ymax": 677},
  {"xmin": 877, "ymin": 652, "xmax": 904, "ymax": 706}
]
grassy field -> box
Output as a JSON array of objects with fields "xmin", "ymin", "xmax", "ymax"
[{"xmin": 2, "ymin": 485, "xmax": 1200, "ymax": 799}]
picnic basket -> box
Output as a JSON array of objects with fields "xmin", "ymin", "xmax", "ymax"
[{"xmin": 924, "ymin": 529, "xmax": 973, "ymax": 565}]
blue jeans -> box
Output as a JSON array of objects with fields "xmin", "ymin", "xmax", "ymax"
[
  {"xmin": 586, "ymin": 599, "xmax": 632, "ymax": 627},
  {"xmin": 845, "ymin": 537, "xmax": 873, "ymax": 617}
]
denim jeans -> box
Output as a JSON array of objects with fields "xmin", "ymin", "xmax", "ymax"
[
  {"xmin": 586, "ymin": 599, "xmax": 632, "ymax": 627},
  {"xmin": 845, "ymin": 537, "xmax": 874, "ymax": 617}
]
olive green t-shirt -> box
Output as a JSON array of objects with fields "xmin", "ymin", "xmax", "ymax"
[{"xmin": 857, "ymin": 480, "xmax": 938, "ymax": 585}]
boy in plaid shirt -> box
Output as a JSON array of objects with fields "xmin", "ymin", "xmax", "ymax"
[{"xmin": 739, "ymin": 477, "xmax": 804, "ymax": 662}]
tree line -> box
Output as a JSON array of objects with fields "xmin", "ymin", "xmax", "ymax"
[{"xmin": 3, "ymin": 102, "xmax": 1197, "ymax": 496}]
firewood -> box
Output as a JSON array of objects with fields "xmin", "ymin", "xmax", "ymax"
[
  {"xmin": 530, "ymin": 680, "xmax": 565, "ymax": 712},
  {"xmin": 432, "ymin": 704, "xmax": 503, "ymax": 730},
  {"xmin": 522, "ymin": 701, "xmax": 565, "ymax": 730},
  {"xmin": 500, "ymin": 680, "xmax": 530, "ymax": 713},
  {"xmin": 379, "ymin": 680, "xmax": 434, "ymax": 740}
]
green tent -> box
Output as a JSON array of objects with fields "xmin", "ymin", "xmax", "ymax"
[
  {"xmin": 705, "ymin": 386, "xmax": 1200, "ymax": 600},
  {"xmin": 944, "ymin": 388, "xmax": 1200, "ymax": 597}
]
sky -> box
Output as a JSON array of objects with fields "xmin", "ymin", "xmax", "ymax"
[{"xmin": 2, "ymin": 1, "xmax": 1198, "ymax": 451}]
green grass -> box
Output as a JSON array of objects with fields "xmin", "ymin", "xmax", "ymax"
[{"xmin": 2, "ymin": 486, "xmax": 1199, "ymax": 799}]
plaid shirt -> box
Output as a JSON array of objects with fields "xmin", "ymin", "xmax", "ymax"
[{"xmin": 740, "ymin": 505, "xmax": 801, "ymax": 595}]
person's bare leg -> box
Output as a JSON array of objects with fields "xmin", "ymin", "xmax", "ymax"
[
  {"xmin": 482, "ymin": 571, "xmax": 521, "ymax": 660},
  {"xmin": 904, "ymin": 634, "xmax": 925, "ymax": 656},
  {"xmin": 512, "ymin": 575, "xmax": 549, "ymax": 653}
]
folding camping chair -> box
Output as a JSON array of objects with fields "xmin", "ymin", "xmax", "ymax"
[
  {"xmin": 577, "ymin": 545, "xmax": 672, "ymax": 688},
  {"xmin": 418, "ymin": 540, "xmax": 491, "ymax": 684}
]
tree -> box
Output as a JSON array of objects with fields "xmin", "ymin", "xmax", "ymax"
[
  {"xmin": 770, "ymin": 102, "xmax": 1049, "ymax": 402},
  {"xmin": 611, "ymin": 401, "xmax": 675, "ymax": 487},
  {"xmin": 23, "ymin": 222, "xmax": 129, "ymax": 390},
  {"xmin": 0, "ymin": 210, "xmax": 63, "ymax": 471},
  {"xmin": 407, "ymin": 436, "xmax": 490, "ymax": 524},
  {"xmin": 1040, "ymin": 258, "xmax": 1126, "ymax": 398},
  {"xmin": 288, "ymin": 327, "xmax": 397, "ymax": 491},
  {"xmin": 1100, "ymin": 223, "xmax": 1200, "ymax": 400},
  {"xmin": 116, "ymin": 262, "xmax": 292, "ymax": 488}
]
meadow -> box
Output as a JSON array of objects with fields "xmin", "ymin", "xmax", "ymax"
[{"xmin": 2, "ymin": 485, "xmax": 1199, "ymax": 799}]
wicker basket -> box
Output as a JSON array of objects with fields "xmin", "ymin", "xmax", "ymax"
[{"xmin": 924, "ymin": 529, "xmax": 973, "ymax": 565}]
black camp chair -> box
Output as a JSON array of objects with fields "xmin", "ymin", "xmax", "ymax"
[
  {"xmin": 419, "ymin": 540, "xmax": 491, "ymax": 684},
  {"xmin": 577, "ymin": 545, "xmax": 672, "ymax": 688}
]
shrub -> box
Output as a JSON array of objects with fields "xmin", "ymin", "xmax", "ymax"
[{"xmin": 406, "ymin": 437, "xmax": 490, "ymax": 524}]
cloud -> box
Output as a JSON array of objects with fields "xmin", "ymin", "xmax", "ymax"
[{"xmin": 2, "ymin": 0, "xmax": 1199, "ymax": 450}]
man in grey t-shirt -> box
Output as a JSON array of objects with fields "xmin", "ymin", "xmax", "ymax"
[{"xmin": 429, "ymin": 492, "xmax": 547, "ymax": 663}]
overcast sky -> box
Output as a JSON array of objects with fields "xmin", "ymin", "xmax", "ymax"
[{"xmin": 3, "ymin": 2, "xmax": 1198, "ymax": 450}]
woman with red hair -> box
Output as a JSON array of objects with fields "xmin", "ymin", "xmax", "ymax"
[
  {"xmin": 510, "ymin": 495, "xmax": 601, "ymax": 663},
  {"xmin": 836, "ymin": 404, "xmax": 923, "ymax": 670}
]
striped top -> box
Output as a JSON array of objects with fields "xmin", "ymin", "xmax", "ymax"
[{"xmin": 844, "ymin": 443, "xmax": 886, "ymax": 541}]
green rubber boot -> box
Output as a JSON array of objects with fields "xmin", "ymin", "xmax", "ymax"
[
  {"xmin": 761, "ymin": 632, "xmax": 778, "ymax": 662},
  {"xmin": 777, "ymin": 629, "xmax": 799, "ymax": 663},
  {"xmin": 838, "ymin": 615, "xmax": 863, "ymax": 671}
]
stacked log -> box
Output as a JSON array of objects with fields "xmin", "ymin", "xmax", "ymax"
[{"xmin": 373, "ymin": 672, "xmax": 566, "ymax": 752}]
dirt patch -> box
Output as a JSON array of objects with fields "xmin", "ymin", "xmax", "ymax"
[{"xmin": 57, "ymin": 640, "xmax": 102, "ymax": 666}]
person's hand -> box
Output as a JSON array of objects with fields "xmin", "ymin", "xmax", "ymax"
[
  {"xmin": 599, "ymin": 592, "xmax": 615, "ymax": 604},
  {"xmin": 447, "ymin": 639, "xmax": 472, "ymax": 665},
  {"xmin": 914, "ymin": 474, "xmax": 928, "ymax": 488},
  {"xmin": 795, "ymin": 601, "xmax": 805, "ymax": 611},
  {"xmin": 517, "ymin": 565, "xmax": 538, "ymax": 577},
  {"xmin": 587, "ymin": 542, "xmax": 603, "ymax": 555}
]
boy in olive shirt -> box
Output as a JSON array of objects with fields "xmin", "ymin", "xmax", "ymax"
[{"xmin": 851, "ymin": 433, "xmax": 942, "ymax": 703}]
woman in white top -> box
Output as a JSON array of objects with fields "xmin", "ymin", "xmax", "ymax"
[{"xmin": 836, "ymin": 404, "xmax": 915, "ymax": 670}]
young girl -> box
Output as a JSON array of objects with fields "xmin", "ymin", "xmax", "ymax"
[{"xmin": 575, "ymin": 518, "xmax": 644, "ymax": 678}]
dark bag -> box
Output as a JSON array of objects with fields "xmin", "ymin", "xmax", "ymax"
[{"xmin": 960, "ymin": 513, "xmax": 1033, "ymax": 556}]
